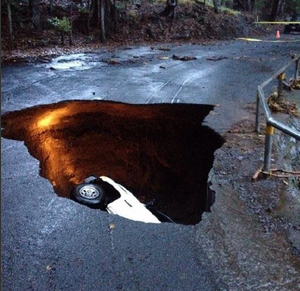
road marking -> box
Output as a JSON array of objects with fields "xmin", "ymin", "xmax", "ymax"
[
  {"xmin": 46, "ymin": 198, "xmax": 56, "ymax": 210},
  {"xmin": 1, "ymin": 145, "xmax": 14, "ymax": 153},
  {"xmin": 146, "ymin": 77, "xmax": 174, "ymax": 104},
  {"xmin": 170, "ymin": 74, "xmax": 198, "ymax": 103}
]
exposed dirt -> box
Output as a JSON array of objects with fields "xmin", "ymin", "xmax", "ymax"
[
  {"xmin": 212, "ymin": 106, "xmax": 300, "ymax": 262},
  {"xmin": 196, "ymin": 114, "xmax": 300, "ymax": 289},
  {"xmin": 1, "ymin": 100, "xmax": 224, "ymax": 225}
]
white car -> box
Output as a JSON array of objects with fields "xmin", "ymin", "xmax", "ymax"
[{"xmin": 71, "ymin": 175, "xmax": 173, "ymax": 223}]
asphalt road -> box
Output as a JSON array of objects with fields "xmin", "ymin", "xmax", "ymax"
[{"xmin": 1, "ymin": 33, "xmax": 300, "ymax": 290}]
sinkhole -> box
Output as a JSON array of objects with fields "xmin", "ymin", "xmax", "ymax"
[{"xmin": 1, "ymin": 100, "xmax": 224, "ymax": 225}]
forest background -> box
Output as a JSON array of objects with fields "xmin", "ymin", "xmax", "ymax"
[{"xmin": 1, "ymin": 0, "xmax": 300, "ymax": 61}]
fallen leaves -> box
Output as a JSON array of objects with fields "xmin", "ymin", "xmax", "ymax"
[
  {"xmin": 267, "ymin": 92, "xmax": 299, "ymax": 117},
  {"xmin": 158, "ymin": 56, "xmax": 170, "ymax": 60},
  {"xmin": 289, "ymin": 78, "xmax": 300, "ymax": 90},
  {"xmin": 206, "ymin": 56, "xmax": 227, "ymax": 61},
  {"xmin": 172, "ymin": 55, "xmax": 197, "ymax": 61},
  {"xmin": 151, "ymin": 46, "xmax": 171, "ymax": 51},
  {"xmin": 107, "ymin": 59, "xmax": 121, "ymax": 65}
]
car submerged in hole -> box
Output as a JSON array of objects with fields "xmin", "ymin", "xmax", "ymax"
[
  {"xmin": 72, "ymin": 175, "xmax": 174, "ymax": 223},
  {"xmin": 284, "ymin": 15, "xmax": 300, "ymax": 34}
]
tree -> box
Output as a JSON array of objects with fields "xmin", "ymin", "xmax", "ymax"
[
  {"xmin": 284, "ymin": 0, "xmax": 300, "ymax": 15},
  {"xmin": 31, "ymin": 0, "xmax": 41, "ymax": 29},
  {"xmin": 233, "ymin": 0, "xmax": 255, "ymax": 11},
  {"xmin": 49, "ymin": 0, "xmax": 54, "ymax": 15},
  {"xmin": 159, "ymin": 0, "xmax": 178, "ymax": 19},
  {"xmin": 269, "ymin": 0, "xmax": 283, "ymax": 21},
  {"xmin": 88, "ymin": 0, "xmax": 117, "ymax": 41},
  {"xmin": 213, "ymin": 0, "xmax": 220, "ymax": 13},
  {"xmin": 48, "ymin": 17, "xmax": 72, "ymax": 45},
  {"xmin": 98, "ymin": 0, "xmax": 106, "ymax": 41},
  {"xmin": 4, "ymin": 0, "xmax": 13, "ymax": 48}
]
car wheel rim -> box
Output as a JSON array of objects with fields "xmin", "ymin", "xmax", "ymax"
[{"xmin": 79, "ymin": 185, "xmax": 100, "ymax": 199}]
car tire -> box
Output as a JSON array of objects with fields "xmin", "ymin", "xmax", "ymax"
[{"xmin": 72, "ymin": 183, "xmax": 105, "ymax": 206}]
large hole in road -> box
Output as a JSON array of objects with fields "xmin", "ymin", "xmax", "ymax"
[{"xmin": 1, "ymin": 101, "xmax": 223, "ymax": 225}]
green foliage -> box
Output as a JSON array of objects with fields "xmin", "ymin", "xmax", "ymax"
[
  {"xmin": 221, "ymin": 0, "xmax": 233, "ymax": 7},
  {"xmin": 77, "ymin": 4, "xmax": 89, "ymax": 13},
  {"xmin": 48, "ymin": 17, "xmax": 72, "ymax": 33},
  {"xmin": 220, "ymin": 7, "xmax": 241, "ymax": 15},
  {"xmin": 285, "ymin": 0, "xmax": 300, "ymax": 14},
  {"xmin": 255, "ymin": 0, "xmax": 265, "ymax": 10}
]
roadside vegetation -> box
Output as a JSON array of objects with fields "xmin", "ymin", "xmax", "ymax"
[{"xmin": 1, "ymin": 0, "xmax": 299, "ymax": 61}]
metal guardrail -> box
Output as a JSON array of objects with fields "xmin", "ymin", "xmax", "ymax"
[{"xmin": 255, "ymin": 55, "xmax": 300, "ymax": 172}]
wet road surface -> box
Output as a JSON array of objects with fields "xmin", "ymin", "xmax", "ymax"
[{"xmin": 1, "ymin": 34, "xmax": 300, "ymax": 290}]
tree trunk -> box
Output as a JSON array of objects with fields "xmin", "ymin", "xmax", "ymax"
[
  {"xmin": 6, "ymin": 0, "xmax": 13, "ymax": 48},
  {"xmin": 278, "ymin": 0, "xmax": 284, "ymax": 15},
  {"xmin": 159, "ymin": 0, "xmax": 178, "ymax": 19},
  {"xmin": 246, "ymin": 0, "xmax": 252, "ymax": 11},
  {"xmin": 233, "ymin": 0, "xmax": 245, "ymax": 10},
  {"xmin": 113, "ymin": 0, "xmax": 117, "ymax": 32},
  {"xmin": 213, "ymin": 0, "xmax": 220, "ymax": 13},
  {"xmin": 99, "ymin": 0, "xmax": 106, "ymax": 41},
  {"xmin": 32, "ymin": 0, "xmax": 41, "ymax": 29},
  {"xmin": 88, "ymin": 0, "xmax": 117, "ymax": 40},
  {"xmin": 49, "ymin": 0, "xmax": 54, "ymax": 15},
  {"xmin": 69, "ymin": 2, "xmax": 73, "ymax": 45},
  {"xmin": 61, "ymin": 32, "xmax": 64, "ymax": 45},
  {"xmin": 69, "ymin": 31, "xmax": 73, "ymax": 45},
  {"xmin": 89, "ymin": 0, "xmax": 98, "ymax": 27},
  {"xmin": 270, "ymin": 0, "xmax": 282, "ymax": 21}
]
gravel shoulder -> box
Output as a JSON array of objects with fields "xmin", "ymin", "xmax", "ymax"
[{"xmin": 198, "ymin": 104, "xmax": 300, "ymax": 289}]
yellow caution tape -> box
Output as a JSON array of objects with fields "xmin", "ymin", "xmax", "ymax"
[
  {"xmin": 254, "ymin": 21, "xmax": 300, "ymax": 24},
  {"xmin": 238, "ymin": 38, "xmax": 262, "ymax": 42},
  {"xmin": 237, "ymin": 38, "xmax": 300, "ymax": 43}
]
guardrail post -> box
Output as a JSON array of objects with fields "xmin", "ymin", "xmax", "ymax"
[
  {"xmin": 277, "ymin": 73, "xmax": 285, "ymax": 101},
  {"xmin": 255, "ymin": 92, "xmax": 261, "ymax": 133},
  {"xmin": 263, "ymin": 123, "xmax": 274, "ymax": 172}
]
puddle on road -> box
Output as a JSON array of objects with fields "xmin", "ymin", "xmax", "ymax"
[
  {"xmin": 45, "ymin": 53, "xmax": 102, "ymax": 71},
  {"xmin": 1, "ymin": 101, "xmax": 223, "ymax": 224}
]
